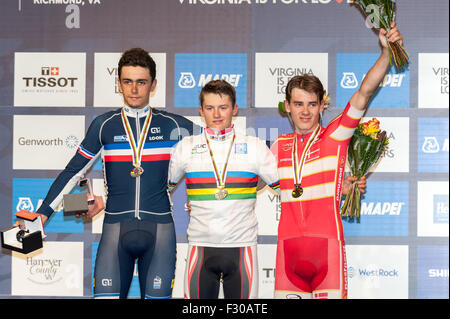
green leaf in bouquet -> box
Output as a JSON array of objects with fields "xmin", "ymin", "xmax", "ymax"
[{"xmin": 278, "ymin": 101, "xmax": 286, "ymax": 114}]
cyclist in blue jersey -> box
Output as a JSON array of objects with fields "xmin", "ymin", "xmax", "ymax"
[{"xmin": 16, "ymin": 48, "xmax": 196, "ymax": 299}]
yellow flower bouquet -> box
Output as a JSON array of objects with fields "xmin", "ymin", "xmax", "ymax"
[{"xmin": 341, "ymin": 118, "xmax": 389, "ymax": 219}]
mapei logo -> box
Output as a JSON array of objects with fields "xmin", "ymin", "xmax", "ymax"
[
  {"xmin": 16, "ymin": 197, "xmax": 36, "ymax": 212},
  {"xmin": 361, "ymin": 201, "xmax": 405, "ymax": 216},
  {"xmin": 178, "ymin": 72, "xmax": 243, "ymax": 89},
  {"xmin": 418, "ymin": 118, "xmax": 449, "ymax": 173},
  {"xmin": 341, "ymin": 72, "xmax": 358, "ymax": 89},
  {"xmin": 174, "ymin": 53, "xmax": 247, "ymax": 108},
  {"xmin": 342, "ymin": 181, "xmax": 409, "ymax": 236},
  {"xmin": 337, "ymin": 53, "xmax": 410, "ymax": 108},
  {"xmin": 422, "ymin": 136, "xmax": 449, "ymax": 154}
]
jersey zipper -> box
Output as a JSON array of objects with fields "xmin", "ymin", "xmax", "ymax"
[{"xmin": 135, "ymin": 115, "xmax": 141, "ymax": 220}]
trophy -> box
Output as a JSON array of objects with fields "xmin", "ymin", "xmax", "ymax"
[
  {"xmin": 1, "ymin": 210, "xmax": 46, "ymax": 254},
  {"xmin": 63, "ymin": 178, "xmax": 95, "ymax": 216}
]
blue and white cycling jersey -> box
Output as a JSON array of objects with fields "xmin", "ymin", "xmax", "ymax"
[{"xmin": 37, "ymin": 105, "xmax": 195, "ymax": 223}]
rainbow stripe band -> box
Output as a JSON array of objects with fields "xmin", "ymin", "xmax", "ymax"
[{"xmin": 186, "ymin": 171, "xmax": 258, "ymax": 201}]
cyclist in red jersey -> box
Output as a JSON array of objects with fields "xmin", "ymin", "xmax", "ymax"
[{"xmin": 272, "ymin": 22, "xmax": 404, "ymax": 299}]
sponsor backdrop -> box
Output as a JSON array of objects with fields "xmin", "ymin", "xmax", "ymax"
[{"xmin": 0, "ymin": 0, "xmax": 448, "ymax": 299}]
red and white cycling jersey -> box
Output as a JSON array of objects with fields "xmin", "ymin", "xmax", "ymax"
[{"xmin": 271, "ymin": 102, "xmax": 365, "ymax": 241}]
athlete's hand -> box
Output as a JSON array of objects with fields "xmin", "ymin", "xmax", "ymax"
[
  {"xmin": 342, "ymin": 176, "xmax": 367, "ymax": 196},
  {"xmin": 75, "ymin": 195, "xmax": 105, "ymax": 220},
  {"xmin": 379, "ymin": 21, "xmax": 403, "ymax": 50},
  {"xmin": 185, "ymin": 201, "xmax": 192, "ymax": 216}
]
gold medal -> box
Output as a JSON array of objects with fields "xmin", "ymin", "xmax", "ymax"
[
  {"xmin": 291, "ymin": 184, "xmax": 303, "ymax": 198},
  {"xmin": 292, "ymin": 125, "xmax": 320, "ymax": 200}
]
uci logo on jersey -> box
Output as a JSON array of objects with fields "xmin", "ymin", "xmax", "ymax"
[
  {"xmin": 235, "ymin": 143, "xmax": 247, "ymax": 154},
  {"xmin": 192, "ymin": 144, "xmax": 207, "ymax": 154}
]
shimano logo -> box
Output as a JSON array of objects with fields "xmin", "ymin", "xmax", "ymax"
[
  {"xmin": 428, "ymin": 269, "xmax": 449, "ymax": 278},
  {"xmin": 361, "ymin": 202, "xmax": 405, "ymax": 216}
]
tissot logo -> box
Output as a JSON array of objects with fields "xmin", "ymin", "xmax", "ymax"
[
  {"xmin": 14, "ymin": 52, "xmax": 86, "ymax": 107},
  {"xmin": 22, "ymin": 66, "xmax": 77, "ymax": 88},
  {"xmin": 41, "ymin": 67, "xmax": 59, "ymax": 76}
]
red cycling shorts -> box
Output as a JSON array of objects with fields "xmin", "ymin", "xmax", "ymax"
[{"xmin": 274, "ymin": 236, "xmax": 348, "ymax": 299}]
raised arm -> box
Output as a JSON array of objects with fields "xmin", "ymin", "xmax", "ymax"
[{"xmin": 350, "ymin": 21, "xmax": 404, "ymax": 111}]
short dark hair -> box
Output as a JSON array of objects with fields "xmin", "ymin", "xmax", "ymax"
[
  {"xmin": 199, "ymin": 80, "xmax": 236, "ymax": 107},
  {"xmin": 118, "ymin": 48, "xmax": 156, "ymax": 81},
  {"xmin": 285, "ymin": 74, "xmax": 325, "ymax": 103}
]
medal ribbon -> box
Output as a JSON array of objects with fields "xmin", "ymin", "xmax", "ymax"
[
  {"xmin": 204, "ymin": 128, "xmax": 236, "ymax": 189},
  {"xmin": 292, "ymin": 125, "xmax": 321, "ymax": 188},
  {"xmin": 121, "ymin": 107, "xmax": 152, "ymax": 169}
]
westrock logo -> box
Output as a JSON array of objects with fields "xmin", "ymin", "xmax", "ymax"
[
  {"xmin": 25, "ymin": 257, "xmax": 63, "ymax": 284},
  {"xmin": 348, "ymin": 266, "xmax": 399, "ymax": 279}
]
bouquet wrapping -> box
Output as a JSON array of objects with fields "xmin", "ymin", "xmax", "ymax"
[
  {"xmin": 341, "ymin": 118, "xmax": 389, "ymax": 219},
  {"xmin": 353, "ymin": 0, "xmax": 409, "ymax": 69}
]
